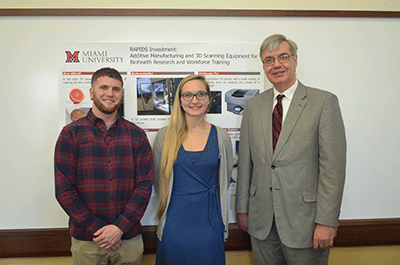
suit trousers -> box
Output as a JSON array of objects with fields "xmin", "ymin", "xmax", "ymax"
[
  {"xmin": 251, "ymin": 219, "xmax": 330, "ymax": 265},
  {"xmin": 71, "ymin": 234, "xmax": 143, "ymax": 265}
]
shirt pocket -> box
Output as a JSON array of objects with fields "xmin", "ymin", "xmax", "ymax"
[
  {"xmin": 76, "ymin": 133, "xmax": 94, "ymax": 146},
  {"xmin": 302, "ymin": 191, "xmax": 317, "ymax": 203},
  {"xmin": 249, "ymin": 183, "xmax": 257, "ymax": 196},
  {"xmin": 75, "ymin": 134, "xmax": 96, "ymax": 171}
]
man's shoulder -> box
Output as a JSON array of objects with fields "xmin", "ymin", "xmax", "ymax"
[
  {"xmin": 299, "ymin": 82, "xmax": 337, "ymax": 99},
  {"xmin": 61, "ymin": 115, "xmax": 91, "ymax": 133},
  {"xmin": 246, "ymin": 88, "xmax": 272, "ymax": 106},
  {"xmin": 56, "ymin": 117, "xmax": 92, "ymax": 146},
  {"xmin": 118, "ymin": 118, "xmax": 147, "ymax": 135}
]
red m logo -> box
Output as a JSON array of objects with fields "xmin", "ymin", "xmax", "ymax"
[{"xmin": 65, "ymin": 51, "xmax": 80, "ymax": 63}]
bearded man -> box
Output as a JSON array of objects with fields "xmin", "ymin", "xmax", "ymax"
[{"xmin": 55, "ymin": 67, "xmax": 154, "ymax": 265}]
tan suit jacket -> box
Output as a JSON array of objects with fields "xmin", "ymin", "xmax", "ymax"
[{"xmin": 236, "ymin": 81, "xmax": 346, "ymax": 248}]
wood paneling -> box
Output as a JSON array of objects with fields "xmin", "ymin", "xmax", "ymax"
[{"xmin": 1, "ymin": 219, "xmax": 399, "ymax": 258}]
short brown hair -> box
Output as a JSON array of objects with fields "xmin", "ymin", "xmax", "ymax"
[{"xmin": 91, "ymin": 67, "xmax": 123, "ymax": 87}]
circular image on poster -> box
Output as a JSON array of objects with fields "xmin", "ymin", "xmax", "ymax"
[
  {"xmin": 70, "ymin": 109, "xmax": 87, "ymax": 122},
  {"xmin": 69, "ymin": 88, "xmax": 85, "ymax": 103}
]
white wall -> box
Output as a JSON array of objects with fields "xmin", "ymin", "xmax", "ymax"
[{"xmin": 1, "ymin": 14, "xmax": 400, "ymax": 229}]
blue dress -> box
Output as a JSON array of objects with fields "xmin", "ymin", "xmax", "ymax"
[{"xmin": 156, "ymin": 125, "xmax": 225, "ymax": 265}]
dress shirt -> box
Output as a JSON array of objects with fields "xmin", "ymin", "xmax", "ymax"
[
  {"xmin": 55, "ymin": 109, "xmax": 154, "ymax": 241},
  {"xmin": 273, "ymin": 80, "xmax": 298, "ymax": 125}
]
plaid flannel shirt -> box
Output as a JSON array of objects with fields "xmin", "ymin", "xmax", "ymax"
[{"xmin": 55, "ymin": 109, "xmax": 154, "ymax": 241}]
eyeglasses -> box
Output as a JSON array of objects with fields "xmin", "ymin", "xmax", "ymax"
[
  {"xmin": 181, "ymin": 91, "xmax": 209, "ymax": 101},
  {"xmin": 263, "ymin": 53, "xmax": 295, "ymax": 66}
]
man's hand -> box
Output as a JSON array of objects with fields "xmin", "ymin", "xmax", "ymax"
[
  {"xmin": 237, "ymin": 213, "xmax": 249, "ymax": 232},
  {"xmin": 93, "ymin": 225, "xmax": 123, "ymax": 251},
  {"xmin": 313, "ymin": 224, "xmax": 335, "ymax": 251}
]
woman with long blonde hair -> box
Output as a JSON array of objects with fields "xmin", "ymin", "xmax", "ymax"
[{"xmin": 153, "ymin": 75, "xmax": 233, "ymax": 264}]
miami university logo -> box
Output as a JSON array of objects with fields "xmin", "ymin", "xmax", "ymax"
[{"xmin": 65, "ymin": 51, "xmax": 80, "ymax": 63}]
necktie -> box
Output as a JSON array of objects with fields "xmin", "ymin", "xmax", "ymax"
[{"xmin": 272, "ymin": 94, "xmax": 284, "ymax": 152}]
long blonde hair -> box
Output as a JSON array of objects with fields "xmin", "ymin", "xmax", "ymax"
[{"xmin": 156, "ymin": 75, "xmax": 211, "ymax": 219}]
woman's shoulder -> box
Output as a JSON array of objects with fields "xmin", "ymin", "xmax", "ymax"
[
  {"xmin": 157, "ymin": 126, "xmax": 168, "ymax": 135},
  {"xmin": 213, "ymin": 124, "xmax": 230, "ymax": 141},
  {"xmin": 154, "ymin": 126, "xmax": 168, "ymax": 145}
]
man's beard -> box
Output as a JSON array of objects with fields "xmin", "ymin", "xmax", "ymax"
[{"xmin": 92, "ymin": 94, "xmax": 122, "ymax": 115}]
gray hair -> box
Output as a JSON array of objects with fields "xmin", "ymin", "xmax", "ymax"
[{"xmin": 259, "ymin": 34, "xmax": 298, "ymax": 62}]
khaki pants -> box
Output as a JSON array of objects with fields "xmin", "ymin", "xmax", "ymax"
[{"xmin": 71, "ymin": 234, "xmax": 143, "ymax": 265}]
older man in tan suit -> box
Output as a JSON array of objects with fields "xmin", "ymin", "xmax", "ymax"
[{"xmin": 236, "ymin": 34, "xmax": 346, "ymax": 264}]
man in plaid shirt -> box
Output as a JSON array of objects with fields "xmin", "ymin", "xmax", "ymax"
[{"xmin": 55, "ymin": 67, "xmax": 154, "ymax": 264}]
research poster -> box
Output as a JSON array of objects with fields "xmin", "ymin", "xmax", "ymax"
[{"xmin": 59, "ymin": 42, "xmax": 264, "ymax": 224}]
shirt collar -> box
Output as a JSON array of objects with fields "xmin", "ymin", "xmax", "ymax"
[
  {"xmin": 86, "ymin": 109, "xmax": 98, "ymax": 125},
  {"xmin": 273, "ymin": 79, "xmax": 298, "ymax": 100},
  {"xmin": 86, "ymin": 108, "xmax": 121, "ymax": 127}
]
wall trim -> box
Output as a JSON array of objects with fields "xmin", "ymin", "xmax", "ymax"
[
  {"xmin": 1, "ymin": 218, "xmax": 399, "ymax": 258},
  {"xmin": 0, "ymin": 9, "xmax": 399, "ymax": 18}
]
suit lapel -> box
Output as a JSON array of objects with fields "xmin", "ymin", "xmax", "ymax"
[
  {"xmin": 273, "ymin": 82, "xmax": 308, "ymax": 159},
  {"xmin": 260, "ymin": 89, "xmax": 274, "ymax": 161}
]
